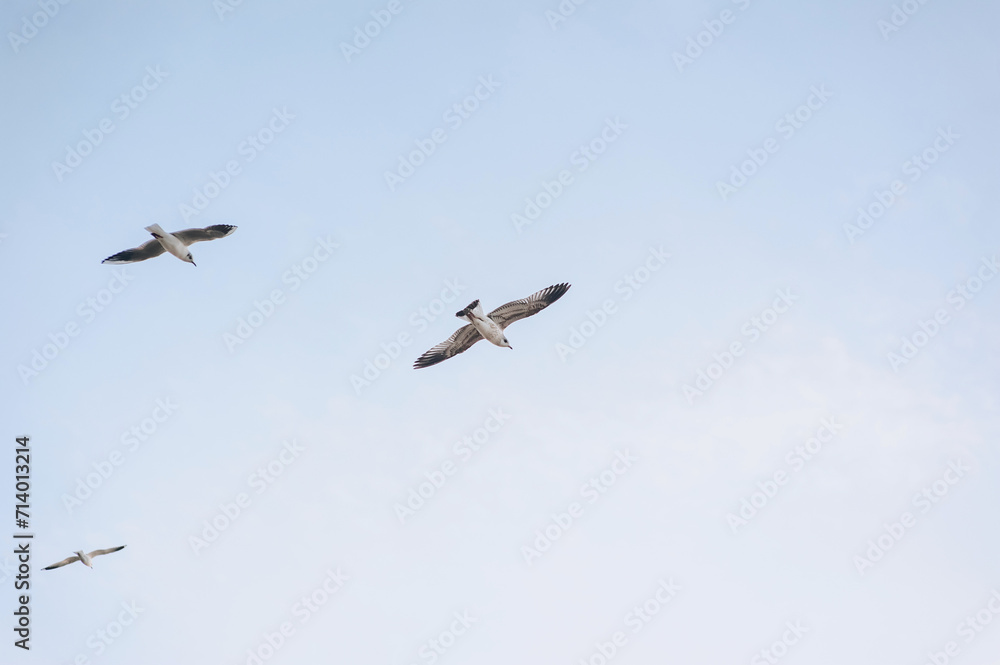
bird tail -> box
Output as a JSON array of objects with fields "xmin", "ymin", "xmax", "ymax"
[
  {"xmin": 455, "ymin": 299, "xmax": 482, "ymax": 320},
  {"xmin": 144, "ymin": 223, "xmax": 166, "ymax": 239}
]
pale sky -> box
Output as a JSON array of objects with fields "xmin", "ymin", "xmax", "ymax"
[{"xmin": 2, "ymin": 1, "xmax": 1000, "ymax": 664}]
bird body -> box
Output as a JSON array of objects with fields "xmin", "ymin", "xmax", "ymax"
[
  {"xmin": 102, "ymin": 224, "xmax": 237, "ymax": 265},
  {"xmin": 43, "ymin": 545, "xmax": 126, "ymax": 570},
  {"xmin": 145, "ymin": 223, "xmax": 193, "ymax": 263},
  {"xmin": 414, "ymin": 283, "xmax": 570, "ymax": 368},
  {"xmin": 458, "ymin": 300, "xmax": 509, "ymax": 348}
]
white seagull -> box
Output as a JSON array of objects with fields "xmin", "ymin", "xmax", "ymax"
[
  {"xmin": 414, "ymin": 283, "xmax": 570, "ymax": 369},
  {"xmin": 102, "ymin": 224, "xmax": 237, "ymax": 266},
  {"xmin": 43, "ymin": 545, "xmax": 126, "ymax": 571}
]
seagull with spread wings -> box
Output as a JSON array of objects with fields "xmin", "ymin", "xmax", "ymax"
[
  {"xmin": 102, "ymin": 224, "xmax": 237, "ymax": 266},
  {"xmin": 43, "ymin": 545, "xmax": 126, "ymax": 571},
  {"xmin": 413, "ymin": 283, "xmax": 570, "ymax": 369}
]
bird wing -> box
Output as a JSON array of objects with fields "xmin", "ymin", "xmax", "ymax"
[
  {"xmin": 88, "ymin": 545, "xmax": 126, "ymax": 558},
  {"xmin": 173, "ymin": 224, "xmax": 238, "ymax": 246},
  {"xmin": 101, "ymin": 238, "xmax": 166, "ymax": 264},
  {"xmin": 43, "ymin": 554, "xmax": 81, "ymax": 570},
  {"xmin": 488, "ymin": 283, "xmax": 571, "ymax": 330},
  {"xmin": 413, "ymin": 325, "xmax": 484, "ymax": 369}
]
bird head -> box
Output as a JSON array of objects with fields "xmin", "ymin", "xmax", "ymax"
[
  {"xmin": 185, "ymin": 253, "xmax": 196, "ymax": 266},
  {"xmin": 502, "ymin": 337, "xmax": 512, "ymax": 350}
]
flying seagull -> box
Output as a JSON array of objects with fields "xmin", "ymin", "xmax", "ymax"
[
  {"xmin": 414, "ymin": 283, "xmax": 570, "ymax": 369},
  {"xmin": 43, "ymin": 545, "xmax": 126, "ymax": 570},
  {"xmin": 102, "ymin": 224, "xmax": 237, "ymax": 266}
]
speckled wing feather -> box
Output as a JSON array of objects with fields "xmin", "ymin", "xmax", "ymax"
[
  {"xmin": 413, "ymin": 325, "xmax": 484, "ymax": 369},
  {"xmin": 488, "ymin": 283, "xmax": 571, "ymax": 329}
]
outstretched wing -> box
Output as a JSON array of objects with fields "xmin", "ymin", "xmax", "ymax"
[
  {"xmin": 102, "ymin": 238, "xmax": 166, "ymax": 264},
  {"xmin": 488, "ymin": 283, "xmax": 571, "ymax": 330},
  {"xmin": 173, "ymin": 224, "xmax": 238, "ymax": 245},
  {"xmin": 88, "ymin": 545, "xmax": 126, "ymax": 558},
  {"xmin": 413, "ymin": 325, "xmax": 484, "ymax": 369},
  {"xmin": 43, "ymin": 555, "xmax": 81, "ymax": 570}
]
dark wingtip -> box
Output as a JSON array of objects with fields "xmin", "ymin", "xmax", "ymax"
[
  {"xmin": 208, "ymin": 224, "xmax": 238, "ymax": 236},
  {"xmin": 413, "ymin": 354, "xmax": 442, "ymax": 369},
  {"xmin": 547, "ymin": 282, "xmax": 571, "ymax": 302}
]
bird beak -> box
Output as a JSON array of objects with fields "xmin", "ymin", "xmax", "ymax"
[{"xmin": 191, "ymin": 261, "xmax": 197, "ymax": 266}]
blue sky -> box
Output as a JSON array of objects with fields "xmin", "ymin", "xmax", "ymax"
[{"xmin": 2, "ymin": 0, "xmax": 999, "ymax": 663}]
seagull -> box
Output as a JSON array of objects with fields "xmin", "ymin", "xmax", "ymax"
[
  {"xmin": 43, "ymin": 545, "xmax": 126, "ymax": 570},
  {"xmin": 414, "ymin": 283, "xmax": 570, "ymax": 369},
  {"xmin": 102, "ymin": 224, "xmax": 237, "ymax": 266}
]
